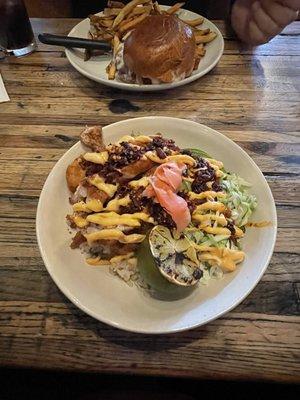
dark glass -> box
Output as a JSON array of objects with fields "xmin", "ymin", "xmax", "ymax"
[{"xmin": 0, "ymin": 0, "xmax": 35, "ymax": 55}]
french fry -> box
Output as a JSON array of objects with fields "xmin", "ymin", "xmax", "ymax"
[
  {"xmin": 193, "ymin": 44, "xmax": 205, "ymax": 70},
  {"xmin": 104, "ymin": 7, "xmax": 123, "ymax": 16},
  {"xmin": 196, "ymin": 43, "xmax": 206, "ymax": 57},
  {"xmin": 112, "ymin": 0, "xmax": 149, "ymax": 28},
  {"xmin": 121, "ymin": 6, "xmax": 151, "ymax": 24},
  {"xmin": 94, "ymin": 31, "xmax": 114, "ymax": 41},
  {"xmin": 108, "ymin": 62, "xmax": 116, "ymax": 80},
  {"xmin": 98, "ymin": 18, "xmax": 114, "ymax": 28},
  {"xmin": 91, "ymin": 22, "xmax": 113, "ymax": 35},
  {"xmin": 130, "ymin": 5, "xmax": 152, "ymax": 16},
  {"xmin": 166, "ymin": 2, "xmax": 185, "ymax": 15},
  {"xmin": 195, "ymin": 31, "xmax": 217, "ymax": 44},
  {"xmin": 113, "ymin": 34, "xmax": 120, "ymax": 55},
  {"xmin": 107, "ymin": 0, "xmax": 125, "ymax": 8},
  {"xmin": 194, "ymin": 28, "xmax": 210, "ymax": 36},
  {"xmin": 118, "ymin": 12, "xmax": 149, "ymax": 35},
  {"xmin": 122, "ymin": 30, "xmax": 133, "ymax": 41},
  {"xmin": 89, "ymin": 14, "xmax": 113, "ymax": 22},
  {"xmin": 118, "ymin": 16, "xmax": 135, "ymax": 30},
  {"xmin": 193, "ymin": 56, "xmax": 200, "ymax": 70},
  {"xmin": 184, "ymin": 16, "xmax": 204, "ymax": 27},
  {"xmin": 153, "ymin": 1, "xmax": 163, "ymax": 14},
  {"xmin": 89, "ymin": 14, "xmax": 102, "ymax": 23}
]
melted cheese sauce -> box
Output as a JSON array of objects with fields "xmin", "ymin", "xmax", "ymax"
[
  {"xmin": 89, "ymin": 175, "xmax": 118, "ymax": 198},
  {"xmin": 83, "ymin": 151, "xmax": 108, "ymax": 165},
  {"xmin": 193, "ymin": 213, "xmax": 227, "ymax": 226},
  {"xmin": 129, "ymin": 176, "xmax": 149, "ymax": 188},
  {"xmin": 193, "ymin": 244, "xmax": 245, "ymax": 272},
  {"xmin": 145, "ymin": 151, "xmax": 196, "ymax": 166},
  {"xmin": 86, "ymin": 252, "xmax": 135, "ymax": 266},
  {"xmin": 86, "ymin": 211, "xmax": 153, "ymax": 227},
  {"xmin": 194, "ymin": 201, "xmax": 226, "ymax": 213},
  {"xmin": 73, "ymin": 199, "xmax": 103, "ymax": 213},
  {"xmin": 234, "ymin": 226, "xmax": 244, "ymax": 238},
  {"xmin": 73, "ymin": 201, "xmax": 93, "ymax": 213},
  {"xmin": 105, "ymin": 195, "xmax": 131, "ymax": 212},
  {"xmin": 86, "ymin": 257, "xmax": 110, "ymax": 265},
  {"xmin": 201, "ymin": 226, "xmax": 231, "ymax": 235},
  {"xmin": 246, "ymin": 221, "xmax": 271, "ymax": 228},
  {"xmin": 84, "ymin": 229, "xmax": 145, "ymax": 244},
  {"xmin": 72, "ymin": 215, "xmax": 88, "ymax": 228},
  {"xmin": 199, "ymin": 248, "xmax": 245, "ymax": 272},
  {"xmin": 87, "ymin": 213, "xmax": 141, "ymax": 227},
  {"xmin": 86, "ymin": 199, "xmax": 103, "ymax": 212},
  {"xmin": 205, "ymin": 158, "xmax": 224, "ymax": 169},
  {"xmin": 110, "ymin": 252, "xmax": 135, "ymax": 263},
  {"xmin": 189, "ymin": 191, "xmax": 226, "ymax": 200},
  {"xmin": 117, "ymin": 135, "xmax": 153, "ymax": 145}
]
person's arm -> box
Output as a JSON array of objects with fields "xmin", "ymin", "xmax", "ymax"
[{"xmin": 231, "ymin": 0, "xmax": 299, "ymax": 44}]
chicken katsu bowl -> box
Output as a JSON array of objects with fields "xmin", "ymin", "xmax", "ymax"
[{"xmin": 37, "ymin": 117, "xmax": 277, "ymax": 333}]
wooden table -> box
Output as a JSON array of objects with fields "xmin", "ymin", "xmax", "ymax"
[{"xmin": 0, "ymin": 18, "xmax": 299, "ymax": 384}]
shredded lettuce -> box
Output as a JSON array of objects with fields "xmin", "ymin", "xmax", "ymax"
[
  {"xmin": 181, "ymin": 151, "xmax": 257, "ymax": 284},
  {"xmin": 200, "ymin": 234, "xmax": 229, "ymax": 247},
  {"xmin": 221, "ymin": 173, "xmax": 257, "ymax": 227},
  {"xmin": 184, "ymin": 229, "xmax": 204, "ymax": 244}
]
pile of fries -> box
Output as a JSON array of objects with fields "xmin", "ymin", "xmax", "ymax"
[{"xmin": 88, "ymin": 1, "xmax": 218, "ymax": 80}]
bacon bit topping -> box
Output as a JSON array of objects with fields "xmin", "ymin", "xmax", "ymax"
[{"xmin": 192, "ymin": 158, "xmax": 217, "ymax": 193}]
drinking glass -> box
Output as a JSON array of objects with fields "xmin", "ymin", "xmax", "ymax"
[{"xmin": 0, "ymin": 0, "xmax": 36, "ymax": 57}]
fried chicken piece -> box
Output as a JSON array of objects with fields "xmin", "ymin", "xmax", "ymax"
[
  {"xmin": 71, "ymin": 232, "xmax": 87, "ymax": 249},
  {"xmin": 86, "ymin": 184, "xmax": 109, "ymax": 204},
  {"xmin": 66, "ymin": 158, "xmax": 86, "ymax": 193},
  {"xmin": 97, "ymin": 240, "xmax": 137, "ymax": 257},
  {"xmin": 121, "ymin": 158, "xmax": 154, "ymax": 179},
  {"xmin": 80, "ymin": 126, "xmax": 105, "ymax": 152},
  {"xmin": 145, "ymin": 165, "xmax": 158, "ymax": 176}
]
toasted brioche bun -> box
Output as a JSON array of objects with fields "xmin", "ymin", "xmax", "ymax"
[{"xmin": 123, "ymin": 14, "xmax": 196, "ymax": 83}]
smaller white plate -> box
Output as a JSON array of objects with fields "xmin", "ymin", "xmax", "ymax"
[
  {"xmin": 65, "ymin": 6, "xmax": 224, "ymax": 91},
  {"xmin": 36, "ymin": 117, "xmax": 277, "ymax": 334}
]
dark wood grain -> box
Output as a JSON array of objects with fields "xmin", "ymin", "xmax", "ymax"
[{"xmin": 0, "ymin": 18, "xmax": 299, "ymax": 383}]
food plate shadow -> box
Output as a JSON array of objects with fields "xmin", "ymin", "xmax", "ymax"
[
  {"xmin": 64, "ymin": 301, "xmax": 211, "ymax": 350},
  {"xmin": 71, "ymin": 72, "xmax": 198, "ymax": 102}
]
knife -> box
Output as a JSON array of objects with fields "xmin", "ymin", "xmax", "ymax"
[{"xmin": 38, "ymin": 33, "xmax": 112, "ymax": 51}]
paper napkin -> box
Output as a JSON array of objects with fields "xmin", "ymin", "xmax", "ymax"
[{"xmin": 0, "ymin": 73, "xmax": 10, "ymax": 103}]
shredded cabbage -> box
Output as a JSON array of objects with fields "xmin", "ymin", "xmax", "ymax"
[
  {"xmin": 181, "ymin": 150, "xmax": 258, "ymax": 285},
  {"xmin": 221, "ymin": 173, "xmax": 257, "ymax": 227},
  {"xmin": 185, "ymin": 229, "xmax": 204, "ymax": 244}
]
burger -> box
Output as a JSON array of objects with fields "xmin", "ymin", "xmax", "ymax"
[{"xmin": 114, "ymin": 14, "xmax": 197, "ymax": 84}]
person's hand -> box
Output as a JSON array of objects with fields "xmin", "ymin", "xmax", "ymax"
[{"xmin": 231, "ymin": 0, "xmax": 300, "ymax": 45}]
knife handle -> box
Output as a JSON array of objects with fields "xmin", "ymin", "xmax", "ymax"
[{"xmin": 38, "ymin": 33, "xmax": 111, "ymax": 51}]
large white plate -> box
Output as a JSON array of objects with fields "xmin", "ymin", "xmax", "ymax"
[
  {"xmin": 65, "ymin": 6, "xmax": 224, "ymax": 91},
  {"xmin": 36, "ymin": 117, "xmax": 277, "ymax": 334}
]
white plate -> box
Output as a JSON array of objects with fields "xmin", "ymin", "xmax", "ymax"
[
  {"xmin": 65, "ymin": 6, "xmax": 224, "ymax": 91},
  {"xmin": 36, "ymin": 117, "xmax": 277, "ymax": 334}
]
